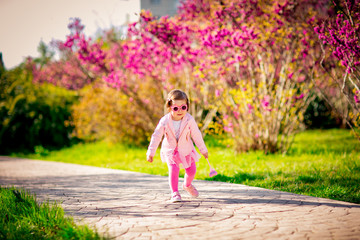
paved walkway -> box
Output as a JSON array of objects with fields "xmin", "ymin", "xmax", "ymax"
[{"xmin": 0, "ymin": 156, "xmax": 359, "ymax": 240}]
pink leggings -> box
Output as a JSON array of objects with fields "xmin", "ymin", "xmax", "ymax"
[{"xmin": 167, "ymin": 161, "xmax": 196, "ymax": 193}]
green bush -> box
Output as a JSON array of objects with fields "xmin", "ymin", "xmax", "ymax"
[
  {"xmin": 304, "ymin": 94, "xmax": 343, "ymax": 129},
  {"xmin": 0, "ymin": 65, "xmax": 78, "ymax": 154}
]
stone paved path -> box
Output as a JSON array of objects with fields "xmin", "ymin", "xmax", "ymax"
[{"xmin": 1, "ymin": 156, "xmax": 360, "ymax": 240}]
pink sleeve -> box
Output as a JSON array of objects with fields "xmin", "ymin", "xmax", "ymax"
[
  {"xmin": 146, "ymin": 117, "xmax": 165, "ymax": 157},
  {"xmin": 189, "ymin": 117, "xmax": 208, "ymax": 155}
]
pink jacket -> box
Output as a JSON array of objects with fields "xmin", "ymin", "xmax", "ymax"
[{"xmin": 147, "ymin": 113, "xmax": 208, "ymax": 168}]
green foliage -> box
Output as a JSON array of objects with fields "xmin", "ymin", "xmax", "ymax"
[
  {"xmin": 0, "ymin": 187, "xmax": 105, "ymax": 239},
  {"xmin": 33, "ymin": 40, "xmax": 55, "ymax": 67},
  {"xmin": 14, "ymin": 129, "xmax": 360, "ymax": 204},
  {"xmin": 304, "ymin": 94, "xmax": 342, "ymax": 129},
  {"xmin": 0, "ymin": 65, "xmax": 78, "ymax": 154}
]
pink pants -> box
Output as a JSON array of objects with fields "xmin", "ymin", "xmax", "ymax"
[{"xmin": 167, "ymin": 161, "xmax": 196, "ymax": 193}]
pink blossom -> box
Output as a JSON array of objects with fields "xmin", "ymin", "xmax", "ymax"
[
  {"xmin": 224, "ymin": 122, "xmax": 233, "ymax": 133},
  {"xmin": 298, "ymin": 75, "xmax": 306, "ymax": 82},
  {"xmin": 355, "ymin": 95, "xmax": 360, "ymax": 104},
  {"xmin": 233, "ymin": 111, "xmax": 240, "ymax": 119},
  {"xmin": 261, "ymin": 96, "xmax": 270, "ymax": 108},
  {"xmin": 215, "ymin": 89, "xmax": 221, "ymax": 97},
  {"xmin": 296, "ymin": 93, "xmax": 305, "ymax": 100},
  {"xmin": 288, "ymin": 72, "xmax": 294, "ymax": 79},
  {"xmin": 247, "ymin": 104, "xmax": 254, "ymax": 113},
  {"xmin": 261, "ymin": 96, "xmax": 272, "ymax": 112}
]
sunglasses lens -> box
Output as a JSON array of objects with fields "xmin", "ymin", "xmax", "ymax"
[
  {"xmin": 173, "ymin": 107, "xmax": 179, "ymax": 111},
  {"xmin": 182, "ymin": 105, "xmax": 187, "ymax": 110}
]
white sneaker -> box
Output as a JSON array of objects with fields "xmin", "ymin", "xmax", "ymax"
[{"xmin": 171, "ymin": 191, "xmax": 182, "ymax": 202}]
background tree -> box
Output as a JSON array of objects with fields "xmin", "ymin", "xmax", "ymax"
[
  {"xmin": 32, "ymin": 1, "xmax": 343, "ymax": 155},
  {"xmin": 315, "ymin": 0, "xmax": 360, "ymax": 139},
  {"xmin": 32, "ymin": 19, "xmax": 164, "ymax": 145},
  {"xmin": 0, "ymin": 61, "xmax": 77, "ymax": 154},
  {"xmin": 141, "ymin": 0, "xmax": 328, "ymax": 153}
]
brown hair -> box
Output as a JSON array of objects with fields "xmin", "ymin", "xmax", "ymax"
[{"xmin": 166, "ymin": 89, "xmax": 189, "ymax": 112}]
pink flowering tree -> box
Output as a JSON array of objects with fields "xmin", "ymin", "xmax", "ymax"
[
  {"xmin": 32, "ymin": 18, "xmax": 165, "ymax": 144},
  {"xmin": 171, "ymin": 0, "xmax": 327, "ymax": 153},
  {"xmin": 121, "ymin": 11, "xmax": 220, "ymax": 134},
  {"xmin": 32, "ymin": 18, "xmax": 102, "ymax": 90},
  {"xmin": 315, "ymin": 0, "xmax": 360, "ymax": 139},
  {"xmin": 32, "ymin": 1, "xmax": 331, "ymax": 153},
  {"xmin": 115, "ymin": 0, "xmax": 328, "ymax": 153}
]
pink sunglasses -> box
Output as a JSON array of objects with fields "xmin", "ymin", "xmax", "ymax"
[{"xmin": 171, "ymin": 104, "xmax": 188, "ymax": 112}]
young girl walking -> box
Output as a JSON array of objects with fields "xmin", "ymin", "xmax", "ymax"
[{"xmin": 147, "ymin": 89, "xmax": 208, "ymax": 202}]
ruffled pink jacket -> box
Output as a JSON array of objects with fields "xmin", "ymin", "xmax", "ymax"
[{"xmin": 146, "ymin": 113, "xmax": 208, "ymax": 168}]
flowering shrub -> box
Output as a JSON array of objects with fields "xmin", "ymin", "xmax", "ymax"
[
  {"xmin": 315, "ymin": 0, "xmax": 360, "ymax": 139},
  {"xmin": 122, "ymin": 11, "xmax": 219, "ymax": 133},
  {"xmin": 102, "ymin": 0, "xmax": 326, "ymax": 153},
  {"xmin": 172, "ymin": 0, "xmax": 327, "ymax": 153},
  {"xmin": 32, "ymin": 1, "xmax": 336, "ymax": 153},
  {"xmin": 72, "ymin": 80, "xmax": 162, "ymax": 145}
]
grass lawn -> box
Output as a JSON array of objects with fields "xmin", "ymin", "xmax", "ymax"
[
  {"xmin": 0, "ymin": 187, "xmax": 106, "ymax": 240},
  {"xmin": 12, "ymin": 129, "xmax": 360, "ymax": 204}
]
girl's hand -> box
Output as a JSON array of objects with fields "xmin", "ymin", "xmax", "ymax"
[
  {"xmin": 147, "ymin": 155, "xmax": 153, "ymax": 163},
  {"xmin": 203, "ymin": 152, "xmax": 208, "ymax": 159}
]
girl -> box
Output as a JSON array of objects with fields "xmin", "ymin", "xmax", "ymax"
[{"xmin": 147, "ymin": 89, "xmax": 208, "ymax": 202}]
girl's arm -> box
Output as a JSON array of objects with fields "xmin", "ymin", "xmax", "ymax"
[
  {"xmin": 146, "ymin": 118, "xmax": 165, "ymax": 159},
  {"xmin": 189, "ymin": 117, "xmax": 208, "ymax": 157}
]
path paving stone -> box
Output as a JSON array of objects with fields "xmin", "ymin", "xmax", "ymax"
[{"xmin": 0, "ymin": 156, "xmax": 359, "ymax": 239}]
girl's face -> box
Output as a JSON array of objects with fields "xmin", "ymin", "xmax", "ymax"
[{"xmin": 170, "ymin": 99, "xmax": 187, "ymax": 121}]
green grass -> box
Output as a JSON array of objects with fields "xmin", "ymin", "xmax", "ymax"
[
  {"xmin": 12, "ymin": 129, "xmax": 360, "ymax": 204},
  {"xmin": 0, "ymin": 187, "xmax": 106, "ymax": 240}
]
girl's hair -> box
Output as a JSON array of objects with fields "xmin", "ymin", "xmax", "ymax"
[{"xmin": 166, "ymin": 89, "xmax": 189, "ymax": 112}]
